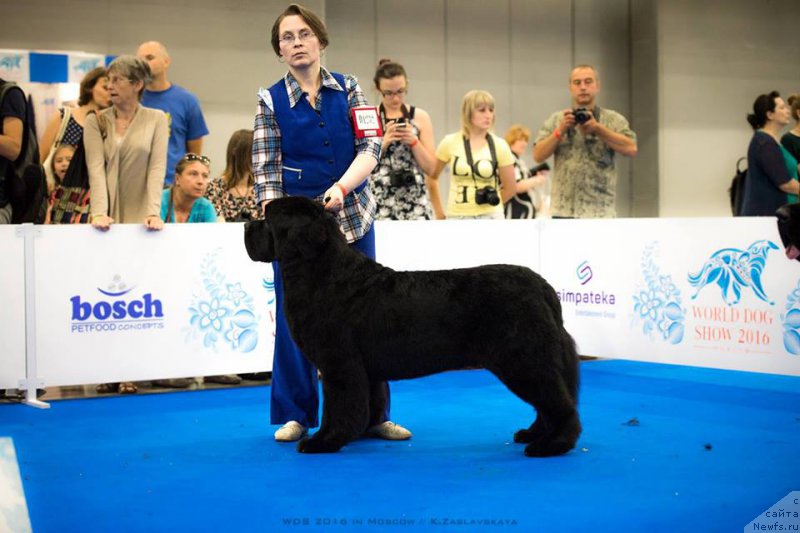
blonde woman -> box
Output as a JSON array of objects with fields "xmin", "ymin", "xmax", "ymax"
[{"xmin": 428, "ymin": 90, "xmax": 516, "ymax": 219}]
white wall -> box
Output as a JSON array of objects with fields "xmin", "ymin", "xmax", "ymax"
[
  {"xmin": 2, "ymin": 0, "xmax": 798, "ymax": 217},
  {"xmin": 658, "ymin": 0, "xmax": 800, "ymax": 217}
]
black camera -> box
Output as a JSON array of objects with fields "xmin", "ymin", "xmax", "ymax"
[
  {"xmin": 475, "ymin": 186, "xmax": 500, "ymax": 206},
  {"xmin": 389, "ymin": 169, "xmax": 416, "ymax": 187},
  {"xmin": 573, "ymin": 107, "xmax": 592, "ymax": 124},
  {"xmin": 529, "ymin": 162, "xmax": 550, "ymax": 176}
]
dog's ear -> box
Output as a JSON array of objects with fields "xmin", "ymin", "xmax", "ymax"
[
  {"xmin": 288, "ymin": 218, "xmax": 329, "ymax": 259},
  {"xmin": 243, "ymin": 220, "xmax": 276, "ymax": 263}
]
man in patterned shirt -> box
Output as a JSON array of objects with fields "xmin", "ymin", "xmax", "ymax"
[{"xmin": 533, "ymin": 65, "xmax": 637, "ymax": 218}]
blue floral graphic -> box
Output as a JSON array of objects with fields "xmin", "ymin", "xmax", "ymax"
[
  {"xmin": 187, "ymin": 249, "xmax": 259, "ymax": 352},
  {"xmin": 633, "ymin": 243, "xmax": 685, "ymax": 344},
  {"xmin": 782, "ymin": 280, "xmax": 800, "ymax": 355}
]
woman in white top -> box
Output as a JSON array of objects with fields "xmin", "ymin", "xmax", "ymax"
[{"xmin": 428, "ymin": 90, "xmax": 516, "ymax": 219}]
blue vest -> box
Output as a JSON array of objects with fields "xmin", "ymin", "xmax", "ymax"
[{"xmin": 268, "ymin": 72, "xmax": 363, "ymax": 198}]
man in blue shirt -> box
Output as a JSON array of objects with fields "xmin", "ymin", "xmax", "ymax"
[{"xmin": 137, "ymin": 41, "xmax": 209, "ymax": 187}]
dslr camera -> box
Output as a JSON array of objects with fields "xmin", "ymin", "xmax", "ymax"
[
  {"xmin": 529, "ymin": 162, "xmax": 550, "ymax": 177},
  {"xmin": 573, "ymin": 107, "xmax": 592, "ymax": 125},
  {"xmin": 389, "ymin": 168, "xmax": 416, "ymax": 187},
  {"xmin": 475, "ymin": 186, "xmax": 500, "ymax": 206}
]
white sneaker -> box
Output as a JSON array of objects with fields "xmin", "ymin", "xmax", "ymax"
[
  {"xmin": 274, "ymin": 421, "xmax": 308, "ymax": 442},
  {"xmin": 365, "ymin": 421, "xmax": 412, "ymax": 441}
]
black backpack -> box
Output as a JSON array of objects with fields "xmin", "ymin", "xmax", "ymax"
[
  {"xmin": 728, "ymin": 157, "xmax": 747, "ymax": 216},
  {"xmin": 0, "ymin": 81, "xmax": 47, "ymax": 224}
]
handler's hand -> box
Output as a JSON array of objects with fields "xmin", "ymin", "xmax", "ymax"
[{"xmin": 323, "ymin": 183, "xmax": 345, "ymax": 212}]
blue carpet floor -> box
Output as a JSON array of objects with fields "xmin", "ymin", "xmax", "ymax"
[{"xmin": 1, "ymin": 359, "xmax": 798, "ymax": 532}]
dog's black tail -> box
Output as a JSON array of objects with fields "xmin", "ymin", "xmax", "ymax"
[{"xmin": 543, "ymin": 279, "xmax": 580, "ymax": 405}]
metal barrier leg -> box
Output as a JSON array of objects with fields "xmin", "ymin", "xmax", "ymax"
[{"xmin": 16, "ymin": 223, "xmax": 49, "ymax": 410}]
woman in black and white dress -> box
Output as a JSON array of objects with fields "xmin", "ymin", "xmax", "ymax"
[{"xmin": 368, "ymin": 59, "xmax": 437, "ymax": 220}]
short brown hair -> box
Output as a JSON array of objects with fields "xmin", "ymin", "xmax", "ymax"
[
  {"xmin": 78, "ymin": 66, "xmax": 107, "ymax": 106},
  {"xmin": 504, "ymin": 124, "xmax": 531, "ymax": 146},
  {"xmin": 570, "ymin": 64, "xmax": 599, "ymax": 82},
  {"xmin": 270, "ymin": 4, "xmax": 329, "ymax": 56},
  {"xmin": 373, "ymin": 58, "xmax": 407, "ymax": 89}
]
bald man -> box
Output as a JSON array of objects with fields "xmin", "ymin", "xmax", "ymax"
[
  {"xmin": 137, "ymin": 41, "xmax": 209, "ymax": 187},
  {"xmin": 533, "ymin": 65, "xmax": 637, "ymax": 218}
]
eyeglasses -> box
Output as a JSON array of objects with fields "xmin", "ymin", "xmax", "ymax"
[
  {"xmin": 183, "ymin": 153, "xmax": 211, "ymax": 166},
  {"xmin": 381, "ymin": 88, "xmax": 407, "ymax": 98},
  {"xmin": 279, "ymin": 30, "xmax": 317, "ymax": 47},
  {"xmin": 107, "ymin": 75, "xmax": 132, "ymax": 86}
]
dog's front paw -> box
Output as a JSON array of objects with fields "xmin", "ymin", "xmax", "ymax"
[{"xmin": 296, "ymin": 435, "xmax": 342, "ymax": 454}]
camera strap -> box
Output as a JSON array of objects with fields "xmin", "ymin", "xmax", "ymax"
[{"xmin": 463, "ymin": 134, "xmax": 499, "ymax": 187}]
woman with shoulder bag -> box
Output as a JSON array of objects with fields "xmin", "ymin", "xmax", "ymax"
[{"xmin": 40, "ymin": 67, "xmax": 110, "ymax": 191}]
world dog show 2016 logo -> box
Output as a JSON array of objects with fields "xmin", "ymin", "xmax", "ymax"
[
  {"xmin": 70, "ymin": 275, "xmax": 165, "ymax": 334},
  {"xmin": 557, "ymin": 260, "xmax": 617, "ymax": 319},
  {"xmin": 685, "ymin": 240, "xmax": 779, "ymax": 352}
]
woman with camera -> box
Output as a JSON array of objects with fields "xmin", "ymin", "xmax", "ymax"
[
  {"xmin": 368, "ymin": 59, "xmax": 436, "ymax": 220},
  {"xmin": 428, "ymin": 90, "xmax": 516, "ymax": 219},
  {"xmin": 503, "ymin": 124, "xmax": 550, "ymax": 219}
]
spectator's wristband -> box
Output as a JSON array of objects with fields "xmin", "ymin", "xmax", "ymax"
[
  {"xmin": 554, "ymin": 129, "xmax": 562, "ymax": 140},
  {"xmin": 335, "ymin": 182, "xmax": 348, "ymax": 197},
  {"xmin": 410, "ymin": 138, "xmax": 419, "ymax": 148}
]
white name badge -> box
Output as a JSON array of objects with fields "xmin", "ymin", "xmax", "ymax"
[{"xmin": 350, "ymin": 106, "xmax": 383, "ymax": 139}]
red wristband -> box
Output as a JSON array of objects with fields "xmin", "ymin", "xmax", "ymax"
[
  {"xmin": 554, "ymin": 128, "xmax": 562, "ymax": 140},
  {"xmin": 335, "ymin": 182, "xmax": 348, "ymax": 196},
  {"xmin": 410, "ymin": 138, "xmax": 419, "ymax": 148}
]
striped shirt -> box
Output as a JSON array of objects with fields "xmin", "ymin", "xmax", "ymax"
[{"xmin": 252, "ymin": 68, "xmax": 380, "ymax": 242}]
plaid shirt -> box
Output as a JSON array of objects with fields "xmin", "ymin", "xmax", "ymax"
[{"xmin": 253, "ymin": 68, "xmax": 379, "ymax": 243}]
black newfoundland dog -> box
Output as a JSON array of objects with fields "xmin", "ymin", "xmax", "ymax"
[
  {"xmin": 244, "ymin": 197, "xmax": 581, "ymax": 457},
  {"xmin": 777, "ymin": 203, "xmax": 800, "ymax": 261}
]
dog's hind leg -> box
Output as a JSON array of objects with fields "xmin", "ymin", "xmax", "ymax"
[
  {"xmin": 519, "ymin": 373, "xmax": 580, "ymax": 458},
  {"xmin": 297, "ymin": 360, "xmax": 370, "ymax": 454},
  {"xmin": 491, "ymin": 348, "xmax": 581, "ymax": 457}
]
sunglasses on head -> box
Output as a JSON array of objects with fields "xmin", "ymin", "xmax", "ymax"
[{"xmin": 183, "ymin": 153, "xmax": 211, "ymax": 166}]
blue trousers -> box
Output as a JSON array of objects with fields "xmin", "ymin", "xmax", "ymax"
[{"xmin": 270, "ymin": 225, "xmax": 390, "ymax": 428}]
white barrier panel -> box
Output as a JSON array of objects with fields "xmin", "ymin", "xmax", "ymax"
[
  {"xmin": 376, "ymin": 219, "xmax": 540, "ymax": 272},
  {"xmin": 539, "ymin": 217, "xmax": 800, "ymax": 376},
  {"xmin": 0, "ymin": 227, "xmax": 26, "ymax": 389},
  {"xmin": 34, "ymin": 224, "xmax": 275, "ymax": 387},
  {"xmin": 6, "ymin": 216, "xmax": 800, "ymax": 388}
]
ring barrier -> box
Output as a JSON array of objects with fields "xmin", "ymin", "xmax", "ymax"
[{"xmin": 2, "ymin": 217, "xmax": 798, "ymax": 409}]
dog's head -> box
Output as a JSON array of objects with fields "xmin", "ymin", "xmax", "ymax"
[
  {"xmin": 776, "ymin": 203, "xmax": 800, "ymax": 262},
  {"xmin": 244, "ymin": 197, "xmax": 343, "ymax": 263}
]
